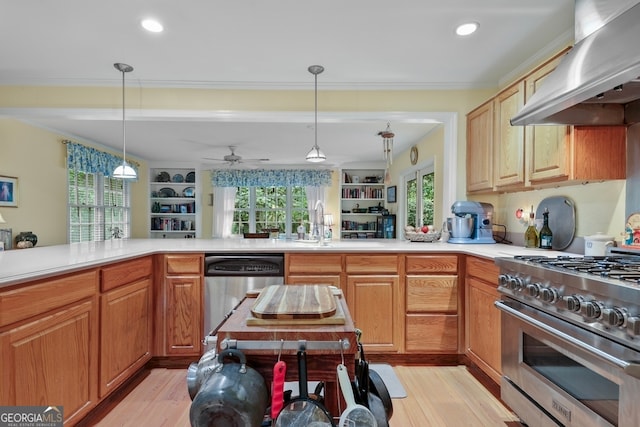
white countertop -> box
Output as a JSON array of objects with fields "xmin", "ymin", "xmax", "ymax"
[{"xmin": 0, "ymin": 238, "xmax": 570, "ymax": 287}]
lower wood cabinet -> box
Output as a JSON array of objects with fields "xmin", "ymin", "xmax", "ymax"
[
  {"xmin": 405, "ymin": 275, "xmax": 459, "ymax": 352},
  {"xmin": 99, "ymin": 257, "xmax": 153, "ymax": 398},
  {"xmin": 346, "ymin": 255, "xmax": 400, "ymax": 352},
  {"xmin": 286, "ymin": 253, "xmax": 344, "ymax": 293},
  {"xmin": 160, "ymin": 254, "xmax": 203, "ymax": 356},
  {"xmin": 347, "ymin": 274, "xmax": 399, "ymax": 352},
  {"xmin": 465, "ymin": 256, "xmax": 502, "ymax": 384},
  {"xmin": 405, "ymin": 255, "xmax": 460, "ymax": 353},
  {"xmin": 100, "ymin": 278, "xmax": 152, "ymax": 397},
  {"xmin": 0, "ymin": 271, "xmax": 99, "ymax": 425}
]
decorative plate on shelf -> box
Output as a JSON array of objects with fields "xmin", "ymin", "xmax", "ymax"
[
  {"xmin": 172, "ymin": 173, "xmax": 184, "ymax": 183},
  {"xmin": 182, "ymin": 187, "xmax": 195, "ymax": 198},
  {"xmin": 185, "ymin": 171, "xmax": 195, "ymax": 183},
  {"xmin": 158, "ymin": 187, "xmax": 177, "ymax": 198},
  {"xmin": 156, "ymin": 171, "xmax": 170, "ymax": 182}
]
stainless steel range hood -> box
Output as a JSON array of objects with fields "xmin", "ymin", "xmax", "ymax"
[{"xmin": 511, "ymin": 0, "xmax": 640, "ymax": 126}]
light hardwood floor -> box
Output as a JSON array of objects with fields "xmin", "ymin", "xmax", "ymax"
[{"xmin": 92, "ymin": 366, "xmax": 521, "ymax": 426}]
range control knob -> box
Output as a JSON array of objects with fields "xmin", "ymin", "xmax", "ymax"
[
  {"xmin": 602, "ymin": 307, "xmax": 627, "ymax": 328},
  {"xmin": 540, "ymin": 287, "xmax": 559, "ymax": 303},
  {"xmin": 627, "ymin": 317, "xmax": 640, "ymax": 336},
  {"xmin": 498, "ymin": 274, "xmax": 510, "ymax": 288},
  {"xmin": 581, "ymin": 300, "xmax": 603, "ymax": 319},
  {"xmin": 508, "ymin": 276, "xmax": 525, "ymax": 291},
  {"xmin": 526, "ymin": 283, "xmax": 541, "ymax": 298},
  {"xmin": 564, "ymin": 295, "xmax": 582, "ymax": 312}
]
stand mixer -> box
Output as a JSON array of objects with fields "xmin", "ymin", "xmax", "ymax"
[{"xmin": 448, "ymin": 201, "xmax": 496, "ymax": 244}]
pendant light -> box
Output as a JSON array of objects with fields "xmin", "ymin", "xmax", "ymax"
[
  {"xmin": 112, "ymin": 62, "xmax": 137, "ymax": 179},
  {"xmin": 306, "ymin": 65, "xmax": 326, "ymax": 163}
]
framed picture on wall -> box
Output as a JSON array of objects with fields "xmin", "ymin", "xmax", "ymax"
[
  {"xmin": 387, "ymin": 185, "xmax": 397, "ymax": 203},
  {"xmin": 0, "ymin": 175, "xmax": 18, "ymax": 207}
]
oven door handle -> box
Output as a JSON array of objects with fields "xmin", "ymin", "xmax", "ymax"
[{"xmin": 495, "ymin": 299, "xmax": 640, "ymax": 379}]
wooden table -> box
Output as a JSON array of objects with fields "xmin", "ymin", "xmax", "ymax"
[{"xmin": 215, "ymin": 295, "xmax": 358, "ymax": 418}]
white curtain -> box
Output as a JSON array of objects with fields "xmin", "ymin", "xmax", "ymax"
[
  {"xmin": 212, "ymin": 186, "xmax": 238, "ymax": 238},
  {"xmin": 305, "ymin": 186, "xmax": 327, "ymax": 237}
]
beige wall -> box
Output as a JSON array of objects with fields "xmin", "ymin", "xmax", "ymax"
[
  {"xmin": 0, "ymin": 118, "xmax": 148, "ymax": 246},
  {"xmin": 0, "ymin": 85, "xmax": 493, "ymax": 245},
  {"xmin": 1, "ymin": 80, "xmax": 627, "ymax": 247}
]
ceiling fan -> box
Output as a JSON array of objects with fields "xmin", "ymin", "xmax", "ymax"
[{"xmin": 203, "ymin": 146, "xmax": 270, "ymax": 165}]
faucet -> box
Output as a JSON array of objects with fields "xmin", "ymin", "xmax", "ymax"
[{"xmin": 312, "ymin": 200, "xmax": 325, "ymax": 243}]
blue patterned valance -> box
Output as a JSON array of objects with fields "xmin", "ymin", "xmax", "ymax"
[
  {"xmin": 211, "ymin": 169, "xmax": 332, "ymax": 187},
  {"xmin": 65, "ymin": 141, "xmax": 139, "ymax": 180}
]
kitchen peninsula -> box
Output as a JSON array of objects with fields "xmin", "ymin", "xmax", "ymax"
[{"xmin": 0, "ymin": 239, "xmax": 568, "ymax": 425}]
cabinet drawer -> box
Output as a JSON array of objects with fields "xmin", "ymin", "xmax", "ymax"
[
  {"xmin": 405, "ymin": 314, "xmax": 458, "ymax": 352},
  {"xmin": 406, "ymin": 276, "xmax": 457, "ymax": 312},
  {"xmin": 166, "ymin": 254, "xmax": 203, "ymax": 275},
  {"xmin": 466, "ymin": 256, "xmax": 499, "ymax": 285},
  {"xmin": 287, "ymin": 254, "xmax": 342, "ymax": 274},
  {"xmin": 345, "ymin": 255, "xmax": 398, "ymax": 274},
  {"xmin": 0, "ymin": 270, "xmax": 98, "ymax": 327},
  {"xmin": 406, "ymin": 255, "xmax": 458, "ymax": 274},
  {"xmin": 102, "ymin": 256, "xmax": 153, "ymax": 292},
  {"xmin": 287, "ymin": 275, "xmax": 342, "ymax": 288}
]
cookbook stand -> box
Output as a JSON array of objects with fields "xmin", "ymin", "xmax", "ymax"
[{"xmin": 215, "ymin": 296, "xmax": 358, "ymax": 418}]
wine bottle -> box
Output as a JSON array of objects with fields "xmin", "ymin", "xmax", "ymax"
[
  {"xmin": 524, "ymin": 206, "xmax": 538, "ymax": 248},
  {"xmin": 539, "ymin": 208, "xmax": 553, "ymax": 249}
]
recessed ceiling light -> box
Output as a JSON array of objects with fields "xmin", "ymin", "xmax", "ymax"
[
  {"xmin": 141, "ymin": 18, "xmax": 164, "ymax": 33},
  {"xmin": 456, "ymin": 22, "xmax": 479, "ymax": 36}
]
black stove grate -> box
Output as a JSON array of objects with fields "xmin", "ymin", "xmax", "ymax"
[{"xmin": 513, "ymin": 255, "xmax": 640, "ymax": 283}]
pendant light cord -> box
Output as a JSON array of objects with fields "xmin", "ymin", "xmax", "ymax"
[
  {"xmin": 121, "ymin": 67, "xmax": 127, "ymax": 163},
  {"xmin": 314, "ymin": 71, "xmax": 318, "ymax": 151}
]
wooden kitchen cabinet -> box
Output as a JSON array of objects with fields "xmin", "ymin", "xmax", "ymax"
[
  {"xmin": 466, "ymin": 100, "xmax": 494, "ymax": 193},
  {"xmin": 159, "ymin": 254, "xmax": 203, "ymax": 356},
  {"xmin": 286, "ymin": 253, "xmax": 343, "ymax": 292},
  {"xmin": 100, "ymin": 257, "xmax": 153, "ymax": 398},
  {"xmin": 525, "ymin": 51, "xmax": 626, "ymax": 186},
  {"xmin": 0, "ymin": 270, "xmax": 99, "ymax": 425},
  {"xmin": 465, "ymin": 256, "xmax": 502, "ymax": 384},
  {"xmin": 346, "ymin": 255, "xmax": 400, "ymax": 352},
  {"xmin": 467, "ymin": 48, "xmax": 626, "ymax": 194},
  {"xmin": 493, "ymin": 81, "xmax": 526, "ymax": 190},
  {"xmin": 405, "ymin": 255, "xmax": 460, "ymax": 353}
]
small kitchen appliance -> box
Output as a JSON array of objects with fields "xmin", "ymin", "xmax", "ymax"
[{"xmin": 447, "ymin": 201, "xmax": 495, "ymax": 244}]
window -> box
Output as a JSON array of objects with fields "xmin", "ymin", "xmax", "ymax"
[
  {"xmin": 405, "ymin": 167, "xmax": 435, "ymax": 229},
  {"xmin": 232, "ymin": 186, "xmax": 308, "ymax": 235},
  {"xmin": 68, "ymin": 169, "xmax": 131, "ymax": 242}
]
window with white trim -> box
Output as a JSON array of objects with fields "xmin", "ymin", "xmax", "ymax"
[
  {"xmin": 232, "ymin": 186, "xmax": 308, "ymax": 235},
  {"xmin": 405, "ymin": 166, "xmax": 435, "ymax": 229},
  {"xmin": 68, "ymin": 169, "xmax": 131, "ymax": 242}
]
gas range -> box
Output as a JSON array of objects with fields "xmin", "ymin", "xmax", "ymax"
[{"xmin": 495, "ymin": 251, "xmax": 640, "ymax": 352}]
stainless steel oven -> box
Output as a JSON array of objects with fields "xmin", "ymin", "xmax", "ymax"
[{"xmin": 495, "ymin": 253, "xmax": 640, "ymax": 427}]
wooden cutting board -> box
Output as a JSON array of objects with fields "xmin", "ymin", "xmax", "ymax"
[
  {"xmin": 251, "ymin": 285, "xmax": 337, "ymax": 319},
  {"xmin": 247, "ymin": 298, "xmax": 345, "ymax": 325}
]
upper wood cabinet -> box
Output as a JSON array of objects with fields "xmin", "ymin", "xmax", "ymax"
[
  {"xmin": 466, "ymin": 100, "xmax": 494, "ymax": 193},
  {"xmin": 524, "ymin": 55, "xmax": 572, "ymax": 183},
  {"xmin": 525, "ymin": 53, "xmax": 626, "ymax": 186},
  {"xmin": 466, "ymin": 48, "xmax": 627, "ymax": 194},
  {"xmin": 493, "ymin": 81, "xmax": 526, "ymax": 189}
]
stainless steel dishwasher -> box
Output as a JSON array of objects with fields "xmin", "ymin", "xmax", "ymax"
[{"xmin": 203, "ymin": 253, "xmax": 284, "ymax": 347}]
